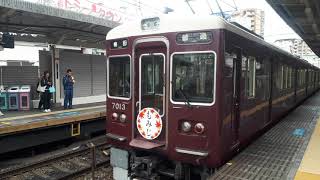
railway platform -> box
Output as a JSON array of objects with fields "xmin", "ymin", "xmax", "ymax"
[
  {"xmin": 210, "ymin": 92, "xmax": 320, "ymax": 180},
  {"xmin": 0, "ymin": 104, "xmax": 106, "ymax": 154}
]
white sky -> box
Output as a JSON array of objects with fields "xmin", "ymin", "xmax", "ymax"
[
  {"xmin": 0, "ymin": 0, "xmax": 301, "ymax": 62},
  {"xmin": 157, "ymin": 0, "xmax": 300, "ymax": 42}
]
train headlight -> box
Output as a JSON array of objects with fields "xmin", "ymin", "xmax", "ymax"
[
  {"xmin": 122, "ymin": 40, "xmax": 128, "ymax": 47},
  {"xmin": 113, "ymin": 41, "xmax": 118, "ymax": 48},
  {"xmin": 110, "ymin": 39, "xmax": 128, "ymax": 49},
  {"xmin": 181, "ymin": 121, "xmax": 192, "ymax": 132},
  {"xmin": 194, "ymin": 123, "xmax": 205, "ymax": 134},
  {"xmin": 119, "ymin": 113, "xmax": 127, "ymax": 123},
  {"xmin": 111, "ymin": 112, "xmax": 119, "ymax": 121}
]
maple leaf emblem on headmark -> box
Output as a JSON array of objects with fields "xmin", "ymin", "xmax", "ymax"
[
  {"xmin": 139, "ymin": 112, "xmax": 145, "ymax": 118},
  {"xmin": 156, "ymin": 121, "xmax": 161, "ymax": 129}
]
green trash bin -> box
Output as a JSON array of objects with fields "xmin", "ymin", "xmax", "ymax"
[{"xmin": 0, "ymin": 87, "xmax": 8, "ymax": 111}]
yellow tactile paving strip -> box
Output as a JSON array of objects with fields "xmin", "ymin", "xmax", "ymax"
[{"xmin": 295, "ymin": 118, "xmax": 320, "ymax": 180}]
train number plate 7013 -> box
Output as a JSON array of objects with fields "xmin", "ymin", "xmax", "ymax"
[{"xmin": 112, "ymin": 102, "xmax": 126, "ymax": 111}]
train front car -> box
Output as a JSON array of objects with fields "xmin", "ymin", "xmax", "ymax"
[{"xmin": 106, "ymin": 16, "xmax": 223, "ymax": 179}]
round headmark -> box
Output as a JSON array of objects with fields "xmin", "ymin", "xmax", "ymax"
[{"xmin": 136, "ymin": 108, "xmax": 162, "ymax": 140}]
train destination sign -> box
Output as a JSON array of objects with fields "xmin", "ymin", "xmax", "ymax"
[{"xmin": 137, "ymin": 108, "xmax": 162, "ymax": 140}]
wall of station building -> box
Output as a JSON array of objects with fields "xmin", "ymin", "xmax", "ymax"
[{"xmin": 39, "ymin": 50, "xmax": 106, "ymax": 106}]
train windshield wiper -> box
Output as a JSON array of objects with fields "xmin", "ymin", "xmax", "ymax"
[{"xmin": 177, "ymin": 88, "xmax": 192, "ymax": 108}]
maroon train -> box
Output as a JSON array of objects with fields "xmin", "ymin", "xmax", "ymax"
[{"xmin": 105, "ymin": 15, "xmax": 320, "ymax": 179}]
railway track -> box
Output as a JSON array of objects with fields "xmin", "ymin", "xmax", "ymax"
[{"xmin": 0, "ymin": 138, "xmax": 111, "ymax": 180}]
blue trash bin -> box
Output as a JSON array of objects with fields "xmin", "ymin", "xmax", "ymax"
[{"xmin": 8, "ymin": 86, "xmax": 19, "ymax": 110}]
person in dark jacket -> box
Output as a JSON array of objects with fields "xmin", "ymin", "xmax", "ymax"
[
  {"xmin": 41, "ymin": 71, "xmax": 52, "ymax": 112},
  {"xmin": 37, "ymin": 75, "xmax": 44, "ymax": 110},
  {"xmin": 63, "ymin": 69, "xmax": 75, "ymax": 109}
]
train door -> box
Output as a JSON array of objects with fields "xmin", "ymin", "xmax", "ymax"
[
  {"xmin": 231, "ymin": 47, "xmax": 241, "ymax": 146},
  {"xmin": 130, "ymin": 38, "xmax": 168, "ymax": 148}
]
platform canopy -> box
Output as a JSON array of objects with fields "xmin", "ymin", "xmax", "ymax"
[
  {"xmin": 267, "ymin": 0, "xmax": 320, "ymax": 57},
  {"xmin": 0, "ymin": 0, "xmax": 122, "ymax": 49}
]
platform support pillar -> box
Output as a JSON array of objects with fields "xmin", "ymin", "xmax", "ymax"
[{"xmin": 51, "ymin": 45, "xmax": 61, "ymax": 104}]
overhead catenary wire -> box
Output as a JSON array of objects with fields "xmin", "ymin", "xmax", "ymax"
[
  {"xmin": 206, "ymin": 0, "xmax": 215, "ymax": 15},
  {"xmin": 215, "ymin": 0, "xmax": 225, "ymax": 19},
  {"xmin": 185, "ymin": 0, "xmax": 196, "ymax": 14},
  {"xmin": 218, "ymin": 0, "xmax": 237, "ymax": 10},
  {"xmin": 117, "ymin": 0, "xmax": 164, "ymax": 14}
]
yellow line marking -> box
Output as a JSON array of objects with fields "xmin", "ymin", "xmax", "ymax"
[
  {"xmin": 0, "ymin": 105, "xmax": 106, "ymax": 122},
  {"xmin": 295, "ymin": 117, "xmax": 320, "ymax": 180},
  {"xmin": 295, "ymin": 171, "xmax": 320, "ymax": 180},
  {"xmin": 0, "ymin": 121, "xmax": 11, "ymax": 125}
]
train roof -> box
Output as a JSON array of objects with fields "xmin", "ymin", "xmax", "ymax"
[{"xmin": 106, "ymin": 15, "xmax": 317, "ymax": 68}]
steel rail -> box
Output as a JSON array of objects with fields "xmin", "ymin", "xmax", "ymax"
[{"xmin": 0, "ymin": 142, "xmax": 110, "ymax": 179}]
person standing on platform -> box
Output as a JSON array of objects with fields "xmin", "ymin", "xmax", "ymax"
[
  {"xmin": 41, "ymin": 71, "xmax": 52, "ymax": 112},
  {"xmin": 63, "ymin": 69, "xmax": 75, "ymax": 109},
  {"xmin": 37, "ymin": 74, "xmax": 44, "ymax": 110}
]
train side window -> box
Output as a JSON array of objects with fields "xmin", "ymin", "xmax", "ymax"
[
  {"xmin": 282, "ymin": 65, "xmax": 288, "ymax": 89},
  {"xmin": 298, "ymin": 69, "xmax": 301, "ymax": 86},
  {"xmin": 247, "ymin": 57, "xmax": 256, "ymax": 98},
  {"xmin": 274, "ymin": 63, "xmax": 281, "ymax": 90},
  {"xmin": 224, "ymin": 52, "xmax": 234, "ymax": 77},
  {"xmin": 287, "ymin": 67, "xmax": 290, "ymax": 89},
  {"xmin": 241, "ymin": 56, "xmax": 248, "ymax": 78},
  {"xmin": 302, "ymin": 70, "xmax": 304, "ymax": 85},
  {"xmin": 297, "ymin": 69, "xmax": 299, "ymax": 86},
  {"xmin": 288, "ymin": 67, "xmax": 292, "ymax": 88},
  {"xmin": 280, "ymin": 65, "xmax": 283, "ymax": 89},
  {"xmin": 302, "ymin": 70, "xmax": 304, "ymax": 86},
  {"xmin": 303, "ymin": 70, "xmax": 306, "ymax": 85},
  {"xmin": 300, "ymin": 69, "xmax": 302, "ymax": 86}
]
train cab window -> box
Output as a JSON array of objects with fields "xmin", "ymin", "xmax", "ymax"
[
  {"xmin": 108, "ymin": 56, "xmax": 131, "ymax": 99},
  {"xmin": 171, "ymin": 52, "xmax": 215, "ymax": 105}
]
